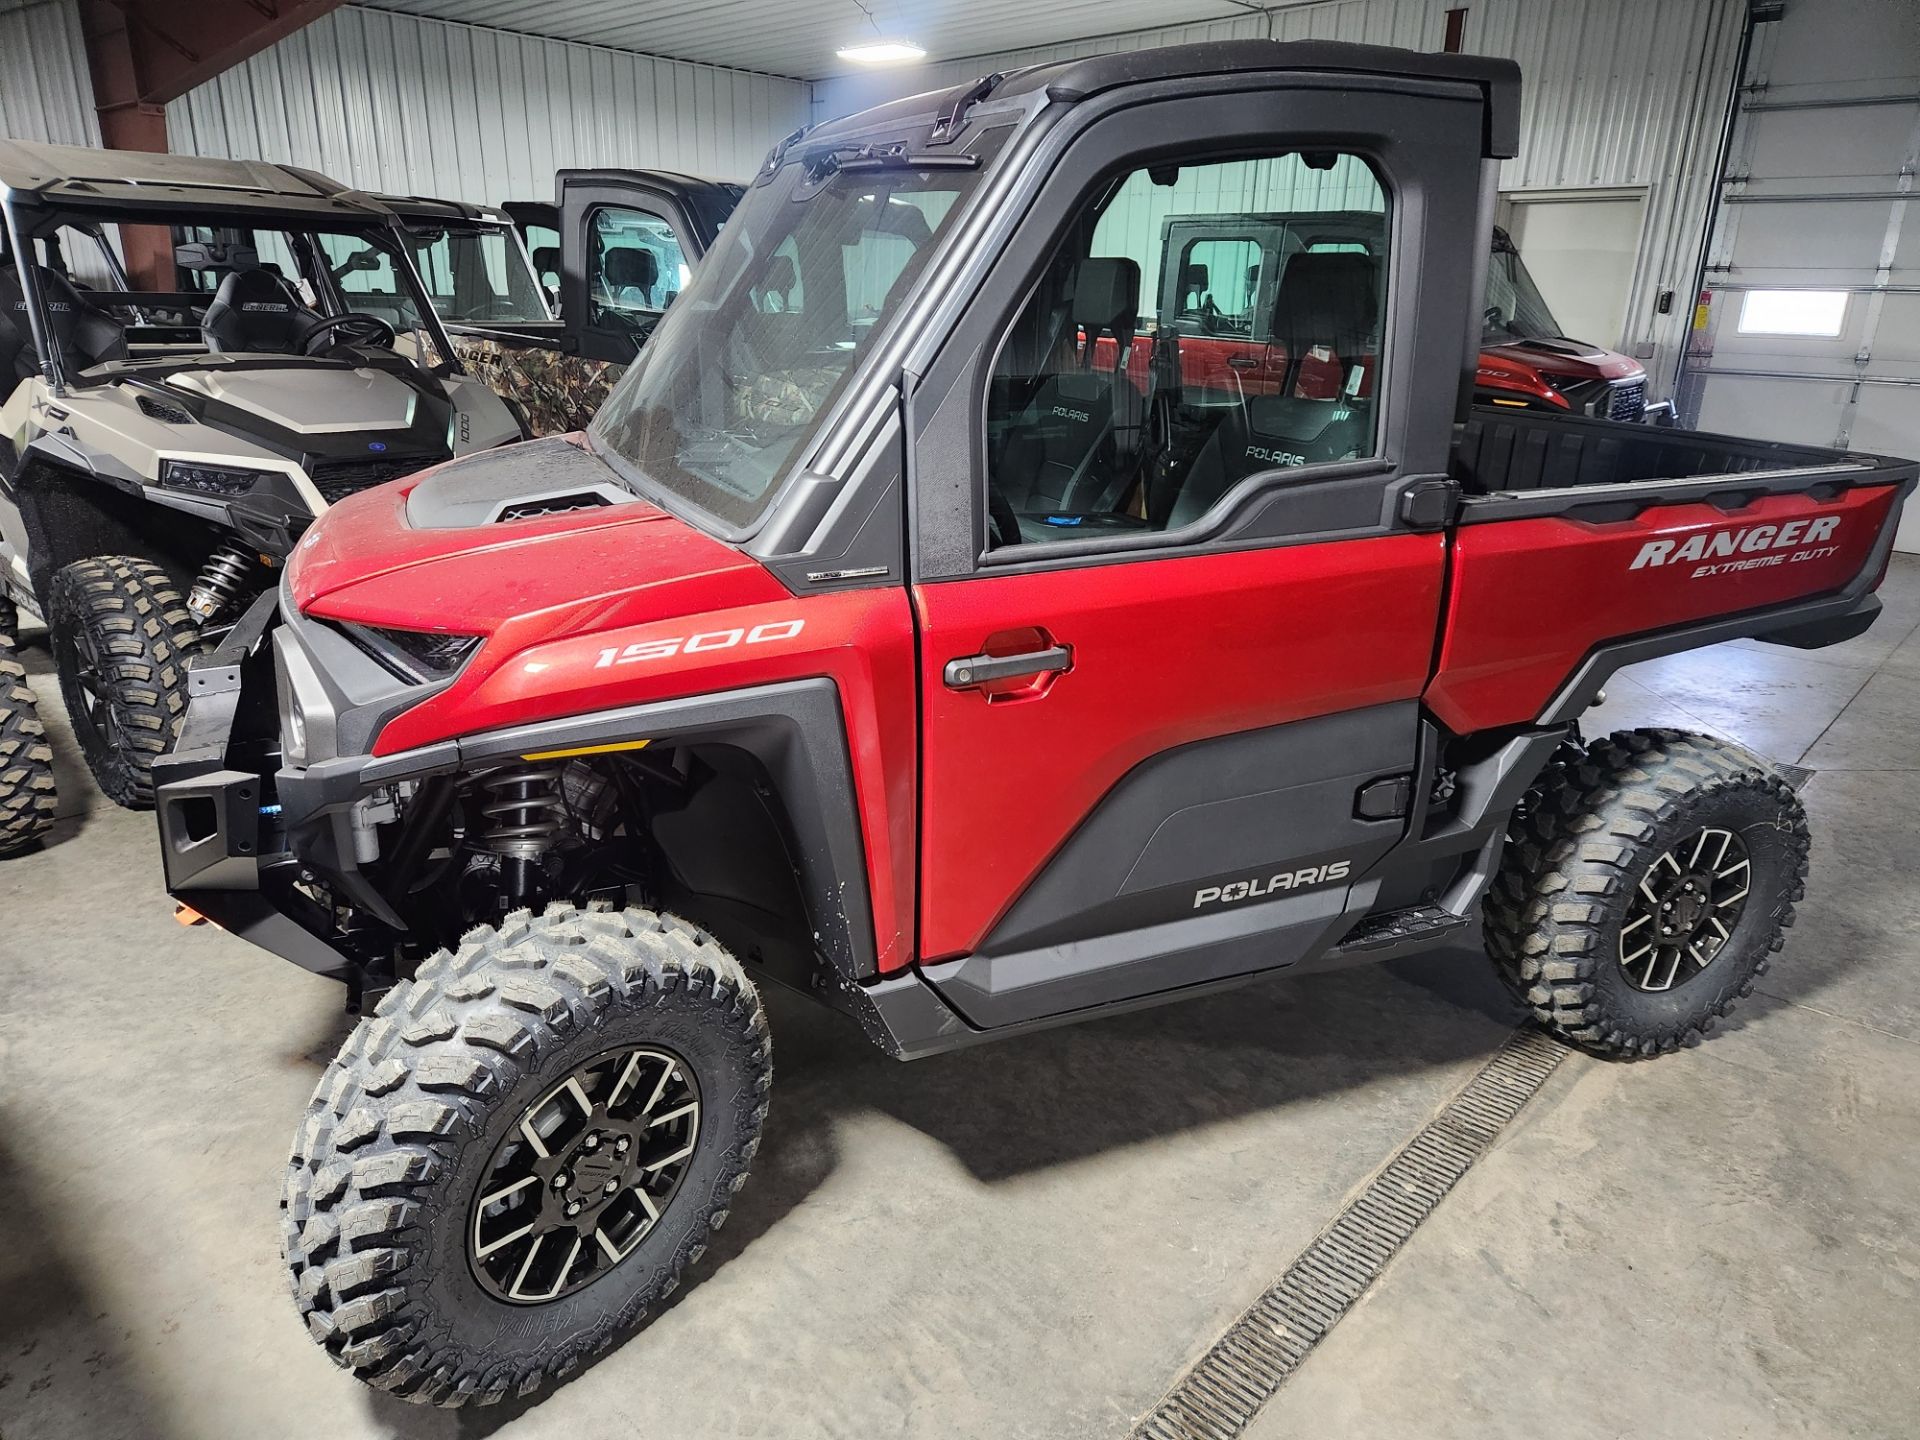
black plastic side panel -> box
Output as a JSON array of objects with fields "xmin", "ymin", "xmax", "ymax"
[{"xmin": 929, "ymin": 703, "xmax": 1417, "ymax": 1028}]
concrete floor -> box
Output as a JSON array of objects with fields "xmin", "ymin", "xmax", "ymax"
[{"xmin": 2, "ymin": 558, "xmax": 1918, "ymax": 1440}]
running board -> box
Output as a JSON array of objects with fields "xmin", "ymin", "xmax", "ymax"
[{"xmin": 1333, "ymin": 902, "xmax": 1474, "ymax": 960}]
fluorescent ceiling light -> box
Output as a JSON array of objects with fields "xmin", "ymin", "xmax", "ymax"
[{"xmin": 836, "ymin": 39, "xmax": 926, "ymax": 63}]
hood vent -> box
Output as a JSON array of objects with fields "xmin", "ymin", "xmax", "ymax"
[
  {"xmin": 495, "ymin": 492, "xmax": 614, "ymax": 523},
  {"xmin": 136, "ymin": 393, "xmax": 193, "ymax": 424}
]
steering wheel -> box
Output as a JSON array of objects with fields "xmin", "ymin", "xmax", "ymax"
[
  {"xmin": 301, "ymin": 312, "xmax": 397, "ymax": 355},
  {"xmin": 989, "ymin": 488, "xmax": 1023, "ymax": 549}
]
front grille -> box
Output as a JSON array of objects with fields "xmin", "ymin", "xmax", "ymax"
[
  {"xmin": 308, "ymin": 455, "xmax": 442, "ymax": 506},
  {"xmin": 1608, "ymin": 378, "xmax": 1647, "ymax": 422}
]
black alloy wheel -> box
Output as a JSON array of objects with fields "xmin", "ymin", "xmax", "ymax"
[{"xmin": 470, "ymin": 1045, "xmax": 701, "ymax": 1304}]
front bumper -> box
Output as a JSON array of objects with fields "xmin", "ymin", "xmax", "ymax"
[{"xmin": 155, "ymin": 591, "xmax": 358, "ymax": 977}]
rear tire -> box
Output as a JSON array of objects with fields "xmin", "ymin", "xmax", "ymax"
[
  {"xmin": 282, "ymin": 904, "xmax": 771, "ymax": 1406},
  {"xmin": 1484, "ymin": 728, "xmax": 1810, "ymax": 1058},
  {"xmin": 0, "ymin": 631, "xmax": 56, "ymax": 856},
  {"xmin": 47, "ymin": 556, "xmax": 199, "ymax": 808}
]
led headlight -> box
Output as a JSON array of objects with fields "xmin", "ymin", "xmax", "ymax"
[
  {"xmin": 159, "ymin": 459, "xmax": 274, "ymax": 496},
  {"xmin": 343, "ymin": 624, "xmax": 483, "ymax": 685}
]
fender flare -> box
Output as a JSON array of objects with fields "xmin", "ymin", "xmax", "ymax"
[{"xmin": 280, "ymin": 677, "xmax": 880, "ymax": 985}]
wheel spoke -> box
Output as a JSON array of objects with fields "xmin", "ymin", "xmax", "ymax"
[
  {"xmin": 646, "ymin": 1100, "xmax": 697, "ymax": 1130},
  {"xmin": 476, "ymin": 1219, "xmax": 537, "ymax": 1260},
  {"xmin": 519, "ymin": 1116, "xmax": 551, "ymax": 1158},
  {"xmin": 479, "ymin": 1174, "xmax": 539, "ymax": 1209},
  {"xmin": 508, "ymin": 1232, "xmax": 547, "ymax": 1299}
]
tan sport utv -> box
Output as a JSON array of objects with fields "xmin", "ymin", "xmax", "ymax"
[{"xmin": 0, "ymin": 140, "xmax": 522, "ymax": 808}]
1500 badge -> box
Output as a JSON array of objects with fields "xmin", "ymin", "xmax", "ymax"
[
  {"xmin": 1194, "ymin": 860, "xmax": 1351, "ymax": 910},
  {"xmin": 595, "ymin": 619, "xmax": 805, "ymax": 668}
]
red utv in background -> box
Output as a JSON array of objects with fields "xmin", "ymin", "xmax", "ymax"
[{"xmin": 1151, "ymin": 211, "xmax": 1656, "ymax": 421}]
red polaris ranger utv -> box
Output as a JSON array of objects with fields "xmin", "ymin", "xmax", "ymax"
[{"xmin": 156, "ymin": 41, "xmax": 1913, "ymax": 1406}]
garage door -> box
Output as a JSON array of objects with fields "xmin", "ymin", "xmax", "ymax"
[{"xmin": 1679, "ymin": 0, "xmax": 1920, "ymax": 552}]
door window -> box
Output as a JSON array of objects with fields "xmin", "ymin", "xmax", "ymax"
[
  {"xmin": 984, "ymin": 151, "xmax": 1388, "ymax": 547},
  {"xmin": 590, "ymin": 207, "xmax": 690, "ymax": 320}
]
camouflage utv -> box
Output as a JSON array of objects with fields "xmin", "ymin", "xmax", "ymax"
[{"xmin": 382, "ymin": 171, "xmax": 740, "ymax": 436}]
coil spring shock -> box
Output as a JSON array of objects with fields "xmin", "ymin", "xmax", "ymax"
[
  {"xmin": 475, "ymin": 763, "xmax": 567, "ymax": 905},
  {"xmin": 186, "ymin": 539, "xmax": 258, "ymax": 626}
]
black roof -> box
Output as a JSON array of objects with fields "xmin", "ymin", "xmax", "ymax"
[{"xmin": 806, "ymin": 39, "xmax": 1521, "ymax": 159}]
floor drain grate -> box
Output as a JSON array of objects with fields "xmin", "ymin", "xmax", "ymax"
[{"xmin": 1132, "ymin": 1027, "xmax": 1567, "ymax": 1440}]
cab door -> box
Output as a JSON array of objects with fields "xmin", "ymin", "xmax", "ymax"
[
  {"xmin": 555, "ymin": 171, "xmax": 707, "ymax": 363},
  {"xmin": 907, "ymin": 80, "xmax": 1494, "ymax": 1029}
]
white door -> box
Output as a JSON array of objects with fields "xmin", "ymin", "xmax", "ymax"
[
  {"xmin": 1679, "ymin": 0, "xmax": 1920, "ymax": 552},
  {"xmin": 1501, "ymin": 192, "xmax": 1647, "ymax": 348}
]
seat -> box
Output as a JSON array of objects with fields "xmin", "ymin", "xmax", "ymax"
[
  {"xmin": 530, "ymin": 245, "xmax": 560, "ymax": 291},
  {"xmin": 602, "ymin": 248, "xmax": 658, "ymax": 310},
  {"xmin": 0, "ymin": 263, "xmax": 128, "ymax": 385},
  {"xmin": 1150, "ymin": 252, "xmax": 1378, "ymax": 530},
  {"xmin": 993, "ymin": 256, "xmax": 1146, "ymax": 517},
  {"xmin": 201, "ymin": 267, "xmax": 325, "ymax": 353}
]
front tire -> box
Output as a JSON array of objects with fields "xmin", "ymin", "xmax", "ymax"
[
  {"xmin": 282, "ymin": 904, "xmax": 772, "ymax": 1406},
  {"xmin": 1484, "ymin": 729, "xmax": 1810, "ymax": 1058},
  {"xmin": 0, "ymin": 630, "xmax": 56, "ymax": 856},
  {"xmin": 47, "ymin": 556, "xmax": 199, "ymax": 808}
]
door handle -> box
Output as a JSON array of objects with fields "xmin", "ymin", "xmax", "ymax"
[
  {"xmin": 1226, "ymin": 355, "xmax": 1259, "ymax": 370},
  {"xmin": 943, "ymin": 644, "xmax": 1072, "ymax": 690}
]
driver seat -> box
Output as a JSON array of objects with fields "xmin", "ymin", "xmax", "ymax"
[
  {"xmin": 602, "ymin": 248, "xmax": 658, "ymax": 310},
  {"xmin": 201, "ymin": 267, "xmax": 325, "ymax": 353}
]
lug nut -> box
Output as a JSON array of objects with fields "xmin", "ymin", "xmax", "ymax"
[
  {"xmin": 583, "ymin": 1133, "xmax": 600, "ymax": 1151},
  {"xmin": 603, "ymin": 1179, "xmax": 619, "ymax": 1196},
  {"xmin": 566, "ymin": 1200, "xmax": 582, "ymax": 1217},
  {"xmin": 552, "ymin": 1172, "xmax": 569, "ymax": 1190},
  {"xmin": 615, "ymin": 1137, "xmax": 630, "ymax": 1154}
]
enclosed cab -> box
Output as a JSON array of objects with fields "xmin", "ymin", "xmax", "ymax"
[{"xmin": 151, "ymin": 40, "xmax": 1909, "ymax": 1409}]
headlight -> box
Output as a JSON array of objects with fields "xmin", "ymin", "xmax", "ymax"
[
  {"xmin": 342, "ymin": 624, "xmax": 483, "ymax": 685},
  {"xmin": 160, "ymin": 460, "xmax": 275, "ymax": 496}
]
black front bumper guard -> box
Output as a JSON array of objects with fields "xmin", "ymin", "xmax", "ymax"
[{"xmin": 155, "ymin": 592, "xmax": 356, "ymax": 979}]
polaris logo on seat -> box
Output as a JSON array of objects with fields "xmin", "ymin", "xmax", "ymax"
[
  {"xmin": 1051, "ymin": 405, "xmax": 1092, "ymax": 423},
  {"xmin": 1630, "ymin": 517, "xmax": 1842, "ymax": 577},
  {"xmin": 1244, "ymin": 446, "xmax": 1306, "ymax": 467},
  {"xmin": 1194, "ymin": 860, "xmax": 1351, "ymax": 910}
]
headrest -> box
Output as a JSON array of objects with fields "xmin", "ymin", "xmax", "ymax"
[
  {"xmin": 1181, "ymin": 262, "xmax": 1209, "ymax": 294},
  {"xmin": 1073, "ymin": 257, "xmax": 1139, "ymax": 336},
  {"xmin": 216, "ymin": 265, "xmax": 304, "ymax": 315},
  {"xmin": 1272, "ymin": 251, "xmax": 1378, "ymax": 341},
  {"xmin": 763, "ymin": 254, "xmax": 796, "ymax": 299},
  {"xmin": 531, "ymin": 245, "xmax": 559, "ymax": 278},
  {"xmin": 604, "ymin": 248, "xmax": 658, "ymax": 290}
]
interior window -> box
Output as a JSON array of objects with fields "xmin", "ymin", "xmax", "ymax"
[
  {"xmin": 985, "ymin": 150, "xmax": 1387, "ymax": 548},
  {"xmin": 316, "ymin": 234, "xmax": 421, "ymax": 330},
  {"xmin": 1176, "ymin": 237, "xmax": 1262, "ymax": 335},
  {"xmin": 524, "ymin": 222, "xmax": 561, "ymax": 298},
  {"xmin": 590, "ymin": 207, "xmax": 689, "ymax": 319}
]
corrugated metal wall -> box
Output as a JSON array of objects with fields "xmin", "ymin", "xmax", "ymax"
[
  {"xmin": 814, "ymin": 0, "xmax": 1747, "ymax": 396},
  {"xmin": 0, "ymin": 0, "xmax": 99, "ymax": 146},
  {"xmin": 166, "ymin": 5, "xmax": 812, "ymax": 202}
]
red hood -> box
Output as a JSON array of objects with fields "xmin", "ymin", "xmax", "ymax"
[
  {"xmin": 288, "ymin": 445, "xmax": 782, "ymax": 637},
  {"xmin": 1481, "ymin": 338, "xmax": 1644, "ymax": 384}
]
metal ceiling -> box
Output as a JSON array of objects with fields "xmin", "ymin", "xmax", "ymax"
[{"xmin": 357, "ymin": 0, "xmax": 1263, "ymax": 81}]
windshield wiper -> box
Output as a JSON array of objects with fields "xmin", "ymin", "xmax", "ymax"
[{"xmin": 802, "ymin": 144, "xmax": 980, "ymax": 179}]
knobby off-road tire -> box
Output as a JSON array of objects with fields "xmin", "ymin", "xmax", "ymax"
[
  {"xmin": 283, "ymin": 904, "xmax": 772, "ymax": 1407},
  {"xmin": 0, "ymin": 630, "xmax": 56, "ymax": 856},
  {"xmin": 47, "ymin": 556, "xmax": 199, "ymax": 808},
  {"xmin": 1485, "ymin": 728, "xmax": 1811, "ymax": 1059}
]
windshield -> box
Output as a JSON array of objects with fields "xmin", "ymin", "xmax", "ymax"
[
  {"xmin": 1482, "ymin": 237, "xmax": 1566, "ymax": 344},
  {"xmin": 592, "ymin": 130, "xmax": 1004, "ymax": 528}
]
